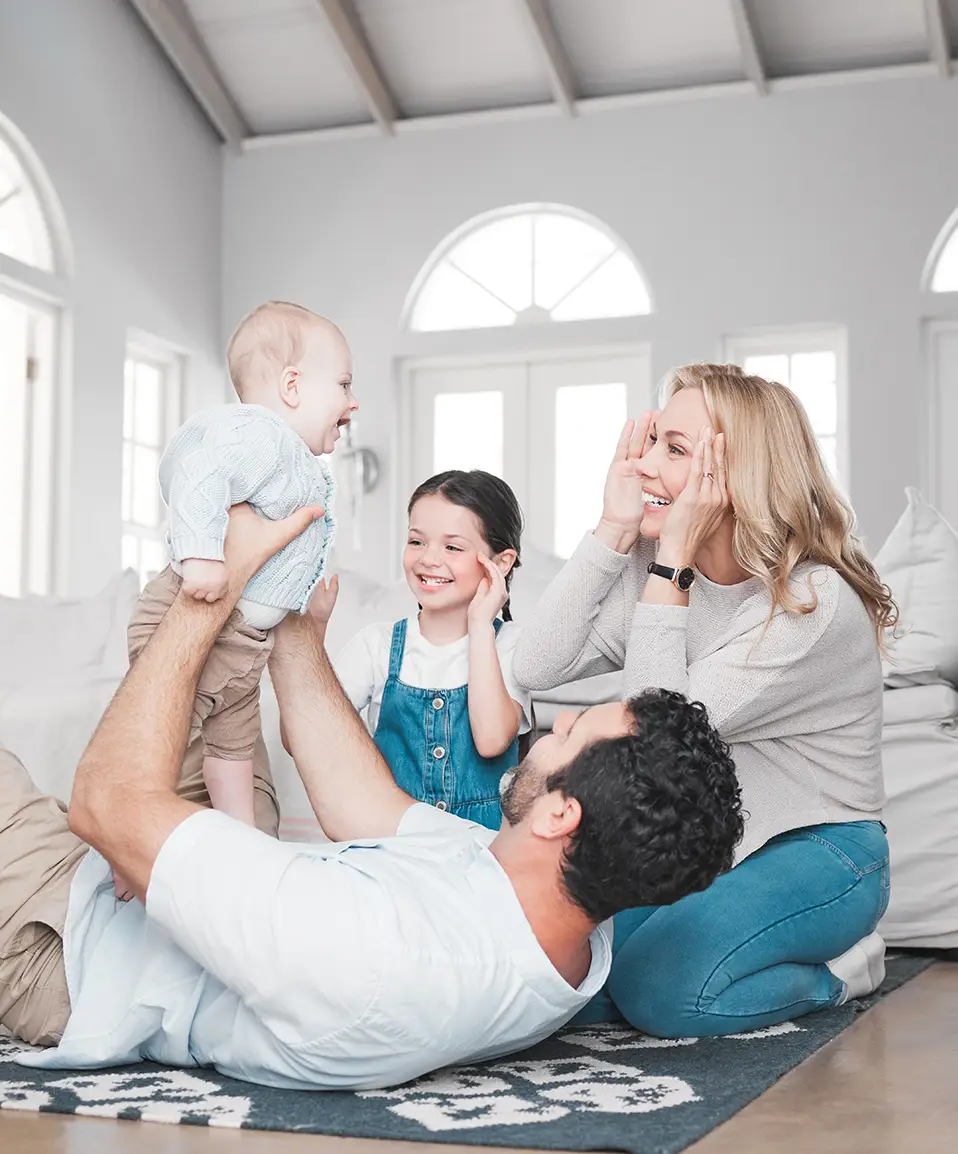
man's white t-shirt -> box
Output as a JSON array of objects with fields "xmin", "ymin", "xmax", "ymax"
[
  {"xmin": 335, "ymin": 616, "xmax": 533, "ymax": 734},
  {"xmin": 22, "ymin": 805, "xmax": 611, "ymax": 1091}
]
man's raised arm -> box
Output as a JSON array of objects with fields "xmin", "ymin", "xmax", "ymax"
[
  {"xmin": 269, "ymin": 615, "xmax": 414, "ymax": 842},
  {"xmin": 68, "ymin": 504, "xmax": 324, "ymax": 901}
]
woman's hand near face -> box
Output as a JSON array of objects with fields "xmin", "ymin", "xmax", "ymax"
[
  {"xmin": 596, "ymin": 411, "xmax": 658, "ymax": 554},
  {"xmin": 657, "ymin": 426, "xmax": 729, "ymax": 566}
]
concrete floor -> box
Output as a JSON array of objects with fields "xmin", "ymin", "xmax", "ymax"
[{"xmin": 2, "ymin": 963, "xmax": 956, "ymax": 1154}]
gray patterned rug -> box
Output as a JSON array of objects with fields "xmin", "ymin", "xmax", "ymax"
[{"xmin": 0, "ymin": 955, "xmax": 934, "ymax": 1153}]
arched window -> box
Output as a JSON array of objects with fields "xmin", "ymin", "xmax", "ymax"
[
  {"xmin": 924, "ymin": 207, "xmax": 958, "ymax": 293},
  {"xmin": 0, "ymin": 133, "xmax": 55, "ymax": 272},
  {"xmin": 406, "ymin": 205, "xmax": 652, "ymax": 332},
  {"xmin": 0, "ymin": 116, "xmax": 69, "ymax": 598}
]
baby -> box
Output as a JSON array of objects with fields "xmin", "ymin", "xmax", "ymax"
[{"xmin": 123, "ymin": 301, "xmax": 356, "ymax": 888}]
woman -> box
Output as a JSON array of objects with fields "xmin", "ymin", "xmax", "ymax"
[{"xmin": 513, "ymin": 363, "xmax": 896, "ymax": 1036}]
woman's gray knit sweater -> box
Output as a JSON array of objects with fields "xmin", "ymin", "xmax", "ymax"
[{"xmin": 512, "ymin": 532, "xmax": 884, "ymax": 862}]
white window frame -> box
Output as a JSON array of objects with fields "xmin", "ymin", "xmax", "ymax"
[
  {"xmin": 0, "ymin": 284, "xmax": 63, "ymax": 597},
  {"xmin": 723, "ymin": 327, "xmax": 849, "ymax": 487},
  {"xmin": 401, "ymin": 203, "xmax": 654, "ymax": 334},
  {"xmin": 398, "ymin": 343, "xmax": 652, "ymax": 569},
  {"xmin": 0, "ymin": 113, "xmax": 72, "ymax": 596},
  {"xmin": 122, "ymin": 336, "xmax": 184, "ymax": 587}
]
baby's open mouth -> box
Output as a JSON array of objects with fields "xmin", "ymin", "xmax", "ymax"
[{"xmin": 418, "ymin": 575, "xmax": 452, "ymax": 586}]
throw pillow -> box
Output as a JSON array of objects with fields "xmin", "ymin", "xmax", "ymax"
[{"xmin": 875, "ymin": 488, "xmax": 958, "ymax": 688}]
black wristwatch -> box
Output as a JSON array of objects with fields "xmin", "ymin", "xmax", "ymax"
[{"xmin": 647, "ymin": 560, "xmax": 696, "ymax": 592}]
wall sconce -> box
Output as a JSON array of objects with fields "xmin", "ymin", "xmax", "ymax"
[{"xmin": 339, "ymin": 420, "xmax": 380, "ymax": 550}]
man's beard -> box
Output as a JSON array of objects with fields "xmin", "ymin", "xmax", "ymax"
[{"xmin": 499, "ymin": 756, "xmax": 545, "ymax": 825}]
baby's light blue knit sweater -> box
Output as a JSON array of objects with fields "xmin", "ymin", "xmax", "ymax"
[{"xmin": 159, "ymin": 404, "xmax": 336, "ymax": 617}]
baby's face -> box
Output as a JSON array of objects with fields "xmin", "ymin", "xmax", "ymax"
[{"xmin": 288, "ymin": 326, "xmax": 358, "ymax": 455}]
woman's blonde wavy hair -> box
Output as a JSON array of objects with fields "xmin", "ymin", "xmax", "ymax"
[{"xmin": 665, "ymin": 364, "xmax": 897, "ymax": 643}]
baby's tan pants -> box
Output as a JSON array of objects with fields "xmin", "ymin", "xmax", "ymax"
[{"xmin": 128, "ymin": 566, "xmax": 274, "ymax": 761}]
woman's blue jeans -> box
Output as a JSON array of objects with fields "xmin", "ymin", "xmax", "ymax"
[{"xmin": 575, "ymin": 820, "xmax": 891, "ymax": 1036}]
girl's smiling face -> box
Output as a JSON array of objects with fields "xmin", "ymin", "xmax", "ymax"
[
  {"xmin": 637, "ymin": 387, "xmax": 712, "ymax": 539},
  {"xmin": 403, "ymin": 493, "xmax": 493, "ymax": 610}
]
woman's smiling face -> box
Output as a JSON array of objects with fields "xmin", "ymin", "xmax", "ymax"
[{"xmin": 636, "ymin": 387, "xmax": 712, "ymax": 539}]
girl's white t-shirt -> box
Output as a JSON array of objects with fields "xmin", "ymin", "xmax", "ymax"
[{"xmin": 334, "ymin": 615, "xmax": 533, "ymax": 736}]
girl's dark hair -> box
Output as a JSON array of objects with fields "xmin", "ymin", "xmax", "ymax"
[{"xmin": 408, "ymin": 470, "xmax": 524, "ymax": 622}]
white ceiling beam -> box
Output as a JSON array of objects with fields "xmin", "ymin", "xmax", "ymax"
[
  {"xmin": 923, "ymin": 0, "xmax": 952, "ymax": 78},
  {"xmin": 515, "ymin": 0, "xmax": 577, "ymax": 117},
  {"xmin": 728, "ymin": 0, "xmax": 767, "ymax": 95},
  {"xmin": 243, "ymin": 61, "xmax": 942, "ymax": 151},
  {"xmin": 127, "ymin": 0, "xmax": 247, "ymax": 149},
  {"xmin": 315, "ymin": 0, "xmax": 399, "ymax": 135}
]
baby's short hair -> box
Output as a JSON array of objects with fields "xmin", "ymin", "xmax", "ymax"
[{"xmin": 226, "ymin": 300, "xmax": 329, "ymax": 399}]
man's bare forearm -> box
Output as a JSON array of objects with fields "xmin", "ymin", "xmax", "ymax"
[
  {"xmin": 68, "ymin": 594, "xmax": 234, "ymax": 894},
  {"xmin": 270, "ymin": 614, "xmax": 413, "ymax": 841}
]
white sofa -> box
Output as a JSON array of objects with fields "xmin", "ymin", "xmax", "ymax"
[{"xmin": 2, "ymin": 494, "xmax": 957, "ymax": 947}]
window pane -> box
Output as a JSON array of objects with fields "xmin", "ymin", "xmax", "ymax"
[
  {"xmin": 121, "ymin": 441, "xmax": 133, "ymax": 523},
  {"xmin": 743, "ymin": 354, "xmax": 790, "ymax": 386},
  {"xmin": 433, "ymin": 392, "xmax": 503, "ymax": 476},
  {"xmin": 818, "ymin": 435, "xmax": 838, "ymax": 480},
  {"xmin": 121, "ymin": 533, "xmax": 139, "ymax": 575},
  {"xmin": 0, "ymin": 136, "xmax": 53, "ymax": 271},
  {"xmin": 932, "ymin": 230, "xmax": 958, "ymax": 292},
  {"xmin": 554, "ymin": 382, "xmax": 627, "ymax": 558},
  {"xmin": 407, "ymin": 208, "xmax": 650, "ymax": 332},
  {"xmin": 550, "ymin": 250, "xmax": 651, "ymax": 321},
  {"xmin": 411, "ymin": 262, "xmax": 516, "ymax": 332},
  {"xmin": 447, "ymin": 215, "xmax": 533, "ymax": 312},
  {"xmin": 789, "ymin": 351, "xmax": 837, "ymax": 435},
  {"xmin": 0, "ymin": 294, "xmax": 28, "ymax": 596},
  {"xmin": 534, "ymin": 213, "xmax": 615, "ymax": 311},
  {"xmin": 131, "ymin": 445, "xmax": 160, "ymax": 527},
  {"xmin": 26, "ymin": 311, "xmax": 55, "ymax": 596},
  {"xmin": 123, "ymin": 359, "xmax": 135, "ymax": 440},
  {"xmin": 133, "ymin": 362, "xmax": 163, "ymax": 446},
  {"xmin": 140, "ymin": 537, "xmax": 168, "ymax": 583}
]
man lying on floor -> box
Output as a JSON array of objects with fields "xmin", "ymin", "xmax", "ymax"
[{"xmin": 2, "ymin": 505, "xmax": 744, "ymax": 1092}]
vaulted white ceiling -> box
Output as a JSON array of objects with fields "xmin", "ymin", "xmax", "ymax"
[{"xmin": 129, "ymin": 0, "xmax": 958, "ymax": 149}]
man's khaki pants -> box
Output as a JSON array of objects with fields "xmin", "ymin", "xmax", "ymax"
[{"xmin": 0, "ymin": 736, "xmax": 279, "ymax": 1045}]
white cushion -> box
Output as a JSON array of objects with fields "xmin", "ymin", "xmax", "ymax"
[
  {"xmin": 875, "ymin": 488, "xmax": 958, "ymax": 688},
  {"xmin": 0, "ymin": 675, "xmax": 120, "ymax": 801},
  {"xmin": 0, "ymin": 570, "xmax": 140, "ymax": 690},
  {"xmin": 882, "ymin": 682, "xmax": 958, "ymax": 727}
]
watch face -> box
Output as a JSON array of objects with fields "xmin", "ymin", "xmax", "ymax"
[{"xmin": 676, "ymin": 567, "xmax": 696, "ymax": 592}]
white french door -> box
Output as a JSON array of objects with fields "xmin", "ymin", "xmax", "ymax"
[
  {"xmin": 925, "ymin": 321, "xmax": 958, "ymax": 526},
  {"xmin": 0, "ymin": 290, "xmax": 56, "ymax": 597},
  {"xmin": 406, "ymin": 348, "xmax": 651, "ymax": 559}
]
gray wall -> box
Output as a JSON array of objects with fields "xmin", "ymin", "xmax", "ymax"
[
  {"xmin": 0, "ymin": 0, "xmax": 225, "ymax": 595},
  {"xmin": 224, "ymin": 76, "xmax": 958, "ymax": 576}
]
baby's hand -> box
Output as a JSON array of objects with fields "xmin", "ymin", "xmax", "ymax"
[
  {"xmin": 307, "ymin": 575, "xmax": 339, "ymax": 634},
  {"xmin": 181, "ymin": 558, "xmax": 229, "ymax": 602}
]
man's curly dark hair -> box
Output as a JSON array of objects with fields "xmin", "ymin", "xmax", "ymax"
[{"xmin": 544, "ymin": 689, "xmax": 744, "ymax": 923}]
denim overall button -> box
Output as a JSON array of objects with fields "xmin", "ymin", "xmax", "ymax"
[
  {"xmin": 432, "ymin": 697, "xmax": 445, "ymax": 710},
  {"xmin": 433, "ymin": 745, "xmax": 445, "ymax": 759},
  {"xmin": 435, "ymin": 800, "xmax": 447, "ymax": 811}
]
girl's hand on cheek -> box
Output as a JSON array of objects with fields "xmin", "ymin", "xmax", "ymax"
[{"xmin": 468, "ymin": 555, "xmax": 509, "ymax": 632}]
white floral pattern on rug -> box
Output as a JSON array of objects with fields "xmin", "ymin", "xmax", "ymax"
[
  {"xmin": 359, "ymin": 1051, "xmax": 702, "ymax": 1131},
  {"xmin": 0, "ymin": 1021, "xmax": 808, "ymax": 1133},
  {"xmin": 0, "ymin": 1036, "xmax": 250, "ymax": 1126}
]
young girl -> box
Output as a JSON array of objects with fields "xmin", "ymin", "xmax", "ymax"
[{"xmin": 329, "ymin": 470, "xmax": 532, "ymax": 828}]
